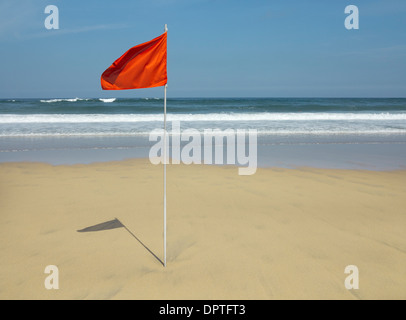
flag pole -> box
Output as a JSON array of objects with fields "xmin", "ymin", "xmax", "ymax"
[{"xmin": 163, "ymin": 24, "xmax": 168, "ymax": 268}]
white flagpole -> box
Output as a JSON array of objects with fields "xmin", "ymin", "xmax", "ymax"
[{"xmin": 163, "ymin": 24, "xmax": 168, "ymax": 268}]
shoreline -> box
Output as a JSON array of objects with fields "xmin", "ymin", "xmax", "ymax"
[
  {"xmin": 1, "ymin": 158, "xmax": 406, "ymax": 172},
  {"xmin": 1, "ymin": 134, "xmax": 406, "ymax": 171},
  {"xmin": 1, "ymin": 159, "xmax": 405, "ymax": 299}
]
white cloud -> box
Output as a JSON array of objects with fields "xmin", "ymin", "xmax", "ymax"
[
  {"xmin": 26, "ymin": 23, "xmax": 130, "ymax": 39},
  {"xmin": 0, "ymin": 0, "xmax": 129, "ymax": 41}
]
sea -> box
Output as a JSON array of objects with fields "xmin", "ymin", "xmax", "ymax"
[{"xmin": 1, "ymin": 97, "xmax": 406, "ymax": 170}]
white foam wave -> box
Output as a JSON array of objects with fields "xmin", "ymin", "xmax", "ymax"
[
  {"xmin": 1, "ymin": 112, "xmax": 406, "ymax": 124},
  {"xmin": 99, "ymin": 98, "xmax": 116, "ymax": 103},
  {"xmin": 1, "ymin": 128, "xmax": 406, "ymax": 138},
  {"xmin": 40, "ymin": 98, "xmax": 90, "ymax": 103}
]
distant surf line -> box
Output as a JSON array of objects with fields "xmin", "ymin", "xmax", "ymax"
[{"xmin": 1, "ymin": 112, "xmax": 406, "ymax": 124}]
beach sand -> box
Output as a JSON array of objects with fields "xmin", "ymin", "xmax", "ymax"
[{"xmin": 0, "ymin": 159, "xmax": 405, "ymax": 300}]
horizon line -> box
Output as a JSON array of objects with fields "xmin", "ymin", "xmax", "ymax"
[{"xmin": 2, "ymin": 96, "xmax": 406, "ymax": 100}]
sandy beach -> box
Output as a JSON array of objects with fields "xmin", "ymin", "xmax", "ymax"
[{"xmin": 0, "ymin": 159, "xmax": 405, "ymax": 300}]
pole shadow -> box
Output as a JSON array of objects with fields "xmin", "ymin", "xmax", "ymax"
[{"xmin": 77, "ymin": 218, "xmax": 164, "ymax": 266}]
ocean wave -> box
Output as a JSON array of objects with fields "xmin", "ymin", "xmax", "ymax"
[
  {"xmin": 99, "ymin": 98, "xmax": 116, "ymax": 103},
  {"xmin": 1, "ymin": 112, "xmax": 406, "ymax": 124},
  {"xmin": 40, "ymin": 98, "xmax": 91, "ymax": 103},
  {"xmin": 1, "ymin": 128, "xmax": 406, "ymax": 138}
]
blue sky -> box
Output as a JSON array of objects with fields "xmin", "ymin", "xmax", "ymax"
[{"xmin": 0, "ymin": 0, "xmax": 405, "ymax": 98}]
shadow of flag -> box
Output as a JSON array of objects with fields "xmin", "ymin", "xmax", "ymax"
[
  {"xmin": 77, "ymin": 218, "xmax": 164, "ymax": 266},
  {"xmin": 77, "ymin": 218, "xmax": 124, "ymax": 233}
]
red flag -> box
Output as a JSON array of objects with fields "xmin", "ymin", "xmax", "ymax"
[{"xmin": 101, "ymin": 32, "xmax": 167, "ymax": 90}]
